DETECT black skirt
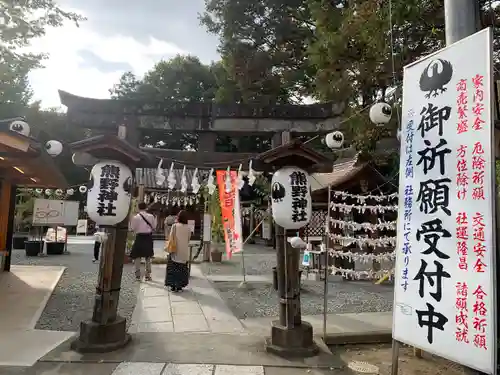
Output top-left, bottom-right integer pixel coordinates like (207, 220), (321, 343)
(129, 233), (154, 259)
(165, 256), (189, 289)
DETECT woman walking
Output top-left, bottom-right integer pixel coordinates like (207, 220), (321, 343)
(130, 202), (157, 281)
(165, 210), (191, 292)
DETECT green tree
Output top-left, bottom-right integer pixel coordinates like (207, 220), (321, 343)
(0, 0), (85, 116)
(23, 103), (90, 185)
(200, 0), (316, 104)
(110, 55), (220, 150)
(308, 0), (500, 156)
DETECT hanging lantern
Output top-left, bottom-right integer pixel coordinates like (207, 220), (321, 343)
(66, 188), (74, 196)
(55, 189), (63, 196)
(79, 185), (87, 194)
(9, 120), (30, 137)
(369, 102), (392, 126)
(271, 167), (312, 229)
(35, 188), (43, 194)
(86, 160), (133, 226)
(45, 140), (63, 157)
(324, 131), (344, 149)
(45, 189), (52, 196)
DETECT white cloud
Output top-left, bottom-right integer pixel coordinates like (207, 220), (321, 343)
(25, 10), (187, 109)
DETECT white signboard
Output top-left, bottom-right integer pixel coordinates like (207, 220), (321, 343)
(33, 199), (79, 226)
(76, 219), (88, 235)
(393, 28), (496, 374)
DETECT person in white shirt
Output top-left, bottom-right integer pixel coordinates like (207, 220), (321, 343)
(129, 202), (157, 281)
(93, 225), (103, 263)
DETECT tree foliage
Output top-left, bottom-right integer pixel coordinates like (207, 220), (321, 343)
(0, 0), (85, 113)
(200, 0), (316, 104)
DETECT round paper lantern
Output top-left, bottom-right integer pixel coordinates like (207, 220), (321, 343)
(45, 140), (63, 157)
(66, 188), (74, 196)
(369, 102), (392, 126)
(86, 160), (133, 226)
(271, 167), (312, 229)
(324, 131), (344, 149)
(9, 120), (30, 137)
(55, 189), (63, 196)
(45, 189), (52, 196)
(35, 188), (43, 194)
(79, 185), (87, 194)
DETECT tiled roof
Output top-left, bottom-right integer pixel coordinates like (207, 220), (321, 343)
(310, 156), (365, 191)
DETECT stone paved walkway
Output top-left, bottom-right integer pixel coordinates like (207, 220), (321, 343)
(128, 264), (245, 334)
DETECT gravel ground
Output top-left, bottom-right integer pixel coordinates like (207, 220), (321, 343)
(199, 244), (277, 276)
(11, 243), (140, 332)
(214, 280), (393, 319)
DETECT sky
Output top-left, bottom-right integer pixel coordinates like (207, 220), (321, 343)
(27, 0), (220, 109)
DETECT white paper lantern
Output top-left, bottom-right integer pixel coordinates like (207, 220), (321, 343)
(9, 120), (30, 137)
(66, 188), (74, 196)
(35, 188), (43, 194)
(45, 140), (63, 157)
(369, 102), (392, 126)
(271, 167), (312, 229)
(324, 131), (344, 149)
(79, 185), (87, 193)
(86, 160), (133, 226)
(55, 189), (63, 196)
(45, 189), (52, 195)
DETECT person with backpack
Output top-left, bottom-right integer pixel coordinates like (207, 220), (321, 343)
(129, 202), (157, 281)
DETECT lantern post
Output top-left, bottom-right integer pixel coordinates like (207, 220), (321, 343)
(69, 135), (148, 353)
(255, 140), (333, 357)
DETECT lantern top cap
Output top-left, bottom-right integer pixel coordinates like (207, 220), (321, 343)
(70, 134), (149, 166)
(255, 139), (333, 173)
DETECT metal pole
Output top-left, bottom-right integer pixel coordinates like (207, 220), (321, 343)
(444, 0), (481, 45)
(238, 217), (265, 288)
(323, 185), (331, 341)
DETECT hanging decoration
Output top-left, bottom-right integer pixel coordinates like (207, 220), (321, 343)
(328, 248), (396, 263)
(66, 188), (74, 196)
(86, 160), (133, 226)
(206, 168), (216, 195)
(35, 188), (43, 194)
(332, 191), (398, 203)
(167, 162), (176, 190)
(330, 218), (397, 232)
(155, 158), (166, 186)
(247, 160), (256, 186)
(45, 189), (52, 195)
(224, 166), (232, 193)
(271, 166), (312, 229)
(330, 201), (398, 214)
(55, 189), (63, 196)
(329, 266), (394, 280)
(328, 233), (396, 248)
(236, 164), (245, 190)
(191, 168), (201, 194)
(180, 166), (188, 193)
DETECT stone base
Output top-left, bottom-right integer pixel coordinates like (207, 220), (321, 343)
(265, 320), (319, 358)
(70, 315), (131, 353)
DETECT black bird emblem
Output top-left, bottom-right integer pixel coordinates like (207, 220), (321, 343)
(12, 123), (24, 132)
(419, 58), (453, 98)
(333, 132), (343, 143)
(271, 182), (285, 202)
(123, 177), (132, 194)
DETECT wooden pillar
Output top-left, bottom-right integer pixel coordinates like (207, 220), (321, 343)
(71, 173), (134, 353)
(0, 181), (15, 272)
(267, 226), (317, 356)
